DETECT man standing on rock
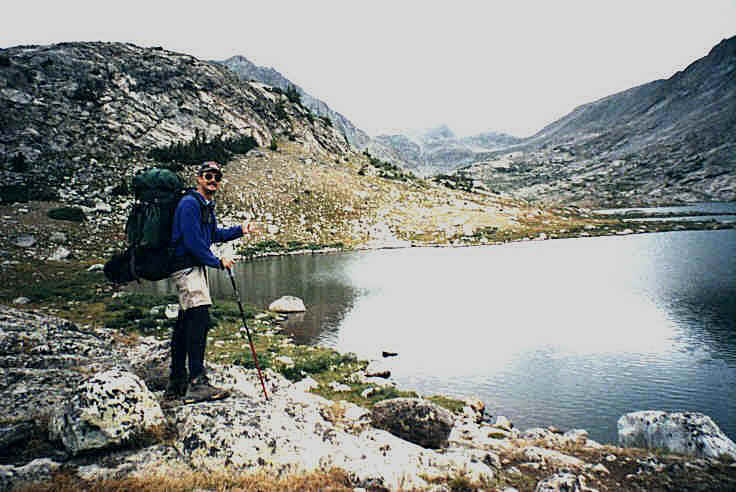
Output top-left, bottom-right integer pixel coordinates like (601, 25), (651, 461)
(165, 161), (255, 403)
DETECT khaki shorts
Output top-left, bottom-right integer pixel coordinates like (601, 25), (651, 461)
(171, 266), (212, 310)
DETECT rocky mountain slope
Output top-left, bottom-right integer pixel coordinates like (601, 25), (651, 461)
(463, 36), (736, 206)
(366, 125), (522, 177)
(217, 55), (370, 148)
(0, 42), (350, 204)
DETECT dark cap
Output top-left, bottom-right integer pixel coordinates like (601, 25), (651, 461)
(198, 161), (222, 176)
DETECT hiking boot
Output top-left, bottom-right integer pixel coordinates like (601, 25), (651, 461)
(164, 376), (188, 400)
(184, 373), (230, 404)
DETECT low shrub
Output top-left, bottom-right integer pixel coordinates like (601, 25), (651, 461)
(10, 153), (27, 172)
(0, 185), (30, 203)
(148, 129), (257, 167)
(275, 103), (288, 120)
(285, 84), (301, 105)
(280, 351), (357, 382)
(47, 207), (86, 222)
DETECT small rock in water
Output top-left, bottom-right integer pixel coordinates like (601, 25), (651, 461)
(268, 296), (306, 313)
(13, 297), (30, 304)
(365, 359), (391, 378)
(382, 351), (398, 357)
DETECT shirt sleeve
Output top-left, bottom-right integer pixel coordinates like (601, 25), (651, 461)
(214, 225), (244, 243)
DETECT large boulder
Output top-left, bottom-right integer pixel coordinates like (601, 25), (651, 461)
(371, 398), (454, 449)
(268, 296), (306, 313)
(0, 306), (128, 422)
(618, 411), (736, 460)
(50, 369), (165, 455)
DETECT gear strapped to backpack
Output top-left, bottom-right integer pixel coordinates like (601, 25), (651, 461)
(104, 167), (194, 283)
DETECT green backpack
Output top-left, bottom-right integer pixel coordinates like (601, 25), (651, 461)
(126, 168), (186, 249)
(105, 168), (187, 283)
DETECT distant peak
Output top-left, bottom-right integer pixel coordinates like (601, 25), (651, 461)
(423, 125), (455, 140)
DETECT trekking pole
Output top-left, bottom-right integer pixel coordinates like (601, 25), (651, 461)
(226, 267), (269, 401)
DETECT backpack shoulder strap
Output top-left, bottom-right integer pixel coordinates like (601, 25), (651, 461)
(184, 189), (213, 227)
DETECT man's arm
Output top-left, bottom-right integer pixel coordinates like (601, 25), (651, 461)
(214, 224), (244, 244)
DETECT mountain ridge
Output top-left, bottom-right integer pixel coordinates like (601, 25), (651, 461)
(217, 55), (370, 149)
(366, 125), (522, 177)
(462, 35), (736, 206)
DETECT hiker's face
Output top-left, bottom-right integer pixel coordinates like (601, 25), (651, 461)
(197, 171), (221, 196)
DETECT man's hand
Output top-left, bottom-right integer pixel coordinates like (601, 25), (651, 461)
(221, 257), (236, 270)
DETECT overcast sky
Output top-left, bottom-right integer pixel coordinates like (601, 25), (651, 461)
(3, 1), (735, 138)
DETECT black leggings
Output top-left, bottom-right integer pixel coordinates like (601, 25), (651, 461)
(170, 305), (210, 381)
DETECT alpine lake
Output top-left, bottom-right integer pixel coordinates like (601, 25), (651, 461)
(143, 203), (736, 444)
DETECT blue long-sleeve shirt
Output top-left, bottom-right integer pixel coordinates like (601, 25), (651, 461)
(171, 191), (243, 269)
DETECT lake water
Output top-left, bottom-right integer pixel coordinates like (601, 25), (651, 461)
(148, 228), (736, 444)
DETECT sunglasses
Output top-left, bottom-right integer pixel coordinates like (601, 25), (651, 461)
(202, 172), (222, 182)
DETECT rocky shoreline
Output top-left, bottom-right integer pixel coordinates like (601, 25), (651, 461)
(1, 302), (735, 491)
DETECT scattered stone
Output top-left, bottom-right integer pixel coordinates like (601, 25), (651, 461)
(371, 398), (454, 449)
(94, 200), (112, 213)
(534, 472), (595, 492)
(50, 232), (67, 243)
(494, 415), (514, 432)
(618, 411), (736, 460)
(562, 429), (589, 445)
(87, 263), (104, 271)
(523, 446), (585, 468)
(361, 387), (378, 398)
(290, 376), (319, 392)
(328, 381), (351, 392)
(591, 463), (610, 474)
(13, 235), (36, 248)
(12, 296), (30, 304)
(0, 458), (62, 491)
(48, 246), (71, 261)
(164, 304), (180, 319)
(274, 355), (294, 366)
(268, 296), (306, 313)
